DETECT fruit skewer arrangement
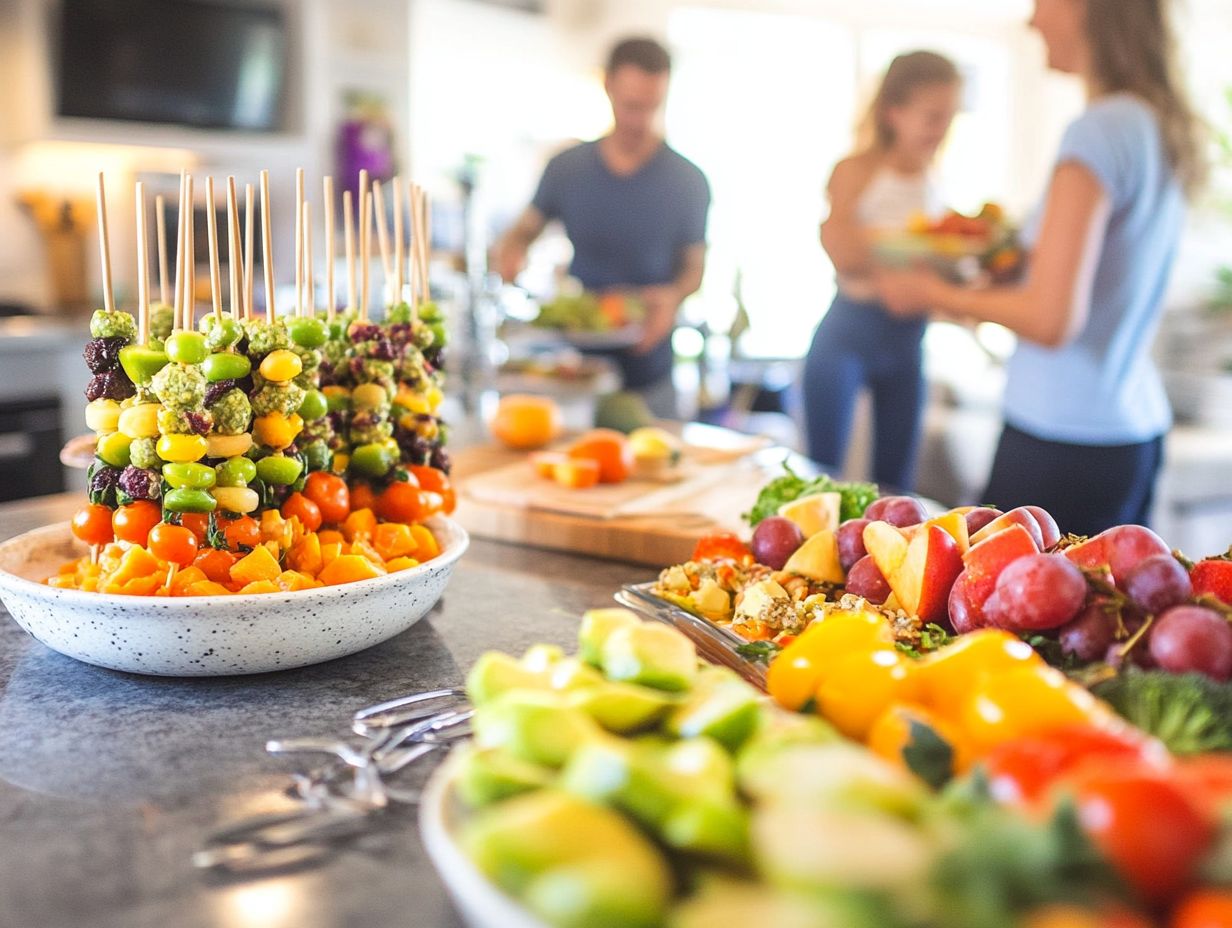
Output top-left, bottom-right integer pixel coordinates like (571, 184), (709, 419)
(58, 169), (456, 596)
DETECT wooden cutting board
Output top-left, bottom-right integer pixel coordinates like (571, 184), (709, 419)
(452, 427), (784, 567)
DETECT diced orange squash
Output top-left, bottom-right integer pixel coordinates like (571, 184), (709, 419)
(317, 530), (345, 547)
(260, 510), (293, 547)
(385, 556), (420, 572)
(119, 574), (163, 596)
(320, 541), (343, 567)
(343, 508), (378, 542)
(373, 522), (417, 561)
(230, 545), (282, 585)
(185, 580), (232, 596)
(169, 566), (208, 596)
(109, 546), (162, 587)
(409, 524), (440, 560)
(47, 575), (76, 588)
(276, 570), (316, 592)
(287, 533), (323, 576)
(237, 580), (280, 595)
(318, 554), (385, 586)
(349, 539), (386, 567)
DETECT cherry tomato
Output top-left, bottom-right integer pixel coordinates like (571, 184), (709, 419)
(349, 481), (377, 514)
(1171, 889), (1232, 928)
(691, 532), (752, 563)
(281, 492), (323, 533)
(408, 465), (456, 515)
(376, 481), (426, 524)
(193, 548), (237, 583)
(71, 504), (115, 546)
(1067, 764), (1215, 906)
(303, 471), (351, 524)
(112, 500), (162, 546)
(221, 515), (261, 552)
(982, 724), (1164, 807)
(148, 522), (199, 566)
(179, 512), (210, 545)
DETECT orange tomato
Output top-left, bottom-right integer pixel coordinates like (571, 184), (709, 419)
(148, 523), (199, 566)
(72, 504), (115, 546)
(193, 548), (238, 583)
(490, 394), (562, 450)
(568, 429), (633, 484)
(179, 513), (210, 545)
(221, 515), (262, 552)
(376, 481), (426, 524)
(1171, 890), (1232, 928)
(112, 501), (162, 546)
(408, 465), (456, 514)
(349, 481), (378, 514)
(281, 492), (323, 533)
(303, 471), (351, 525)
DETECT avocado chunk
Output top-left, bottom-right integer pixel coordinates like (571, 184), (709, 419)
(547, 657), (605, 692)
(600, 623), (697, 692)
(473, 690), (603, 768)
(560, 737), (679, 826)
(521, 643), (566, 671)
(454, 744), (556, 808)
(566, 680), (676, 734)
(669, 878), (876, 928)
(734, 707), (840, 794)
(661, 798), (750, 864)
(578, 608), (641, 667)
(594, 391), (655, 434)
(466, 651), (550, 706)
(665, 667), (762, 751)
(463, 790), (671, 928)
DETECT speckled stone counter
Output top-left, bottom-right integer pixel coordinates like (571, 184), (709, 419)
(0, 493), (653, 928)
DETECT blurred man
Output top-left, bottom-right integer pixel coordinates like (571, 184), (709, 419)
(494, 37), (711, 418)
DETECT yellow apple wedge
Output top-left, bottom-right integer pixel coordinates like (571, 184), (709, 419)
(782, 528), (845, 584)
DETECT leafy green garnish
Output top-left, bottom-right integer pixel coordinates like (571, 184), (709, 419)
(735, 640), (782, 665)
(903, 719), (955, 790)
(1091, 669), (1232, 755)
(897, 624), (954, 658)
(742, 461), (878, 526)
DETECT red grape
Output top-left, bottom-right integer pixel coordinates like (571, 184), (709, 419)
(985, 553), (1088, 632)
(1102, 525), (1171, 585)
(864, 495), (927, 528)
(845, 555), (891, 604)
(1148, 605), (1232, 681)
(750, 516), (804, 570)
(1123, 553), (1193, 615)
(948, 572), (989, 634)
(836, 518), (870, 572)
(964, 507), (1002, 535)
(1024, 506), (1061, 548)
(1059, 603), (1119, 662)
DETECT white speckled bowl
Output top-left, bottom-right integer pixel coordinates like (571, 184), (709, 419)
(0, 517), (468, 676)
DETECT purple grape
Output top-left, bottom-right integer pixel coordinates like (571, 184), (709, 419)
(1148, 605), (1232, 681)
(964, 507), (1003, 535)
(985, 553), (1087, 631)
(1024, 506), (1061, 548)
(836, 518), (870, 572)
(845, 555), (891, 604)
(1122, 554), (1193, 615)
(1058, 603), (1119, 662)
(948, 573), (987, 634)
(864, 495), (926, 528)
(83, 336), (125, 373)
(750, 516), (804, 570)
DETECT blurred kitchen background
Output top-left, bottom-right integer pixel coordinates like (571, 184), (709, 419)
(1, 0), (1231, 552)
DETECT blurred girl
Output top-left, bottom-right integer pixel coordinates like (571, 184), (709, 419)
(803, 51), (961, 491)
(877, 0), (1203, 534)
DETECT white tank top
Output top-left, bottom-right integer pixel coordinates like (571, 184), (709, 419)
(839, 167), (944, 300)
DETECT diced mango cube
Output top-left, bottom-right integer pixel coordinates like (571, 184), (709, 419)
(318, 554), (385, 586)
(230, 545), (282, 585)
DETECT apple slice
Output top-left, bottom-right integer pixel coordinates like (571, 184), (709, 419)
(783, 529), (845, 584)
(958, 523), (1039, 623)
(865, 521), (963, 623)
(969, 507), (1045, 550)
(924, 510), (970, 554)
(778, 492), (841, 539)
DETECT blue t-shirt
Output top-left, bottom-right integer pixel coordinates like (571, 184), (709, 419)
(1005, 95), (1184, 445)
(532, 140), (711, 386)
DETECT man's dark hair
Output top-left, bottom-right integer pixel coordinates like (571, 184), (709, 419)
(606, 37), (671, 76)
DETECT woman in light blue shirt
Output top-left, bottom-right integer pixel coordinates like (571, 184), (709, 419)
(878, 0), (1205, 534)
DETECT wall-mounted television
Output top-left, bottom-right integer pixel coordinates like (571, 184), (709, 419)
(55, 0), (287, 132)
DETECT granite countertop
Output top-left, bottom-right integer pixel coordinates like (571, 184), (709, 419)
(0, 493), (653, 928)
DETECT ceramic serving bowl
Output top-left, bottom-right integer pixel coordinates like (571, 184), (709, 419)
(0, 517), (468, 676)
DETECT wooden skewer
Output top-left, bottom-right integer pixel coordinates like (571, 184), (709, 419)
(303, 201), (314, 317)
(343, 189), (356, 312)
(204, 177), (224, 320)
(173, 171), (186, 325)
(155, 193), (170, 307)
(135, 181), (150, 345)
(244, 183), (255, 321)
(371, 179), (393, 297)
(184, 175), (195, 331)
(358, 169), (370, 321)
(227, 177), (242, 320)
(294, 167), (304, 319)
(323, 176), (335, 320)
(420, 186), (431, 306)
(94, 172), (115, 315)
(260, 170), (275, 322)
(392, 175), (404, 302)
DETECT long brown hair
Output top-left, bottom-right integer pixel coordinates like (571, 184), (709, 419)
(1085, 0), (1206, 195)
(858, 51), (961, 152)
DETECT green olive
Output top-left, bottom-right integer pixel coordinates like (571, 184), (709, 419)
(162, 462), (217, 490)
(301, 439), (330, 473)
(202, 352), (252, 382)
(163, 487), (218, 513)
(297, 389), (328, 420)
(118, 345), (170, 385)
(215, 456), (257, 487)
(325, 391), (351, 413)
(255, 454), (304, 486)
(165, 332), (209, 365)
(96, 432), (132, 468)
(287, 317), (329, 349)
(201, 315), (245, 351)
(349, 442), (395, 477)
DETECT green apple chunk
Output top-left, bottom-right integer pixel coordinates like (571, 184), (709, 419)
(473, 690), (603, 768)
(466, 651), (549, 705)
(664, 667), (762, 751)
(578, 608), (641, 666)
(454, 744), (556, 808)
(565, 681), (677, 734)
(600, 623), (697, 693)
(660, 798), (750, 864)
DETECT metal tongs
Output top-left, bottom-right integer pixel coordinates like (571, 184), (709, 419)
(194, 688), (471, 876)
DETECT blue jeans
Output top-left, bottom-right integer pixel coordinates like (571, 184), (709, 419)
(801, 293), (927, 492)
(982, 423), (1164, 535)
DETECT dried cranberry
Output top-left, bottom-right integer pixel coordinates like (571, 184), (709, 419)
(85, 370), (136, 401)
(349, 323), (381, 342)
(430, 446), (451, 474)
(203, 379), (237, 406)
(83, 336), (126, 373)
(185, 411), (213, 435)
(88, 465), (121, 506)
(119, 465), (161, 501)
(370, 339), (396, 361)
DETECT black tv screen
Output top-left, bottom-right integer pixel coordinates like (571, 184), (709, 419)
(56, 0), (286, 132)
